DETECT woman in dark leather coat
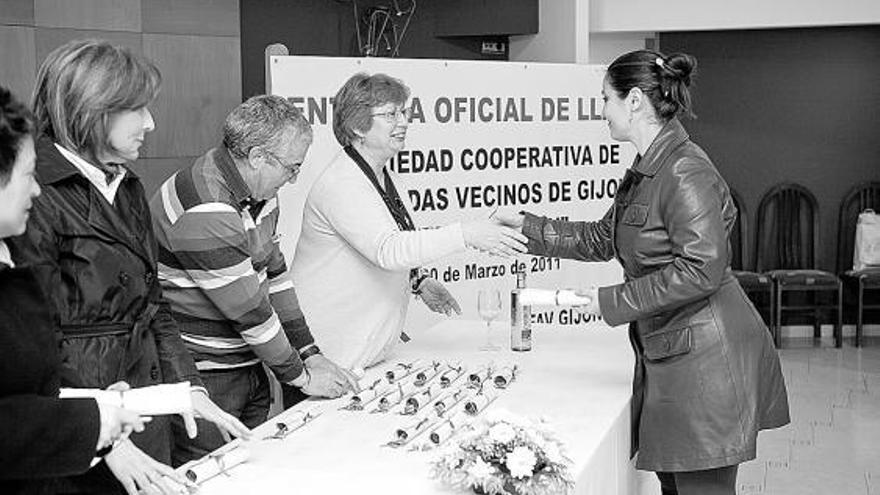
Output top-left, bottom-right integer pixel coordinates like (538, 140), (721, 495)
(497, 50), (790, 495)
(9, 40), (249, 495)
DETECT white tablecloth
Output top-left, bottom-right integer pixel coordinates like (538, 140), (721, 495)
(190, 320), (657, 494)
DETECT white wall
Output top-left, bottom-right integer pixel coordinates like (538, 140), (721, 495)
(588, 32), (653, 64)
(509, 0), (589, 63)
(590, 0), (880, 32)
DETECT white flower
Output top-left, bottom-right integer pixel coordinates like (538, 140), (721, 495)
(543, 441), (564, 465)
(467, 458), (494, 481)
(489, 422), (516, 444)
(525, 429), (547, 451)
(506, 446), (537, 479)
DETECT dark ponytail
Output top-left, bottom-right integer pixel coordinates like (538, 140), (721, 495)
(0, 86), (34, 186)
(606, 50), (697, 121)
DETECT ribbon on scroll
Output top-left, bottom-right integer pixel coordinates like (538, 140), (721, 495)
(438, 365), (466, 387)
(384, 359), (424, 383)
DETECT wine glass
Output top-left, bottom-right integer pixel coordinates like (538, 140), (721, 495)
(477, 289), (502, 351)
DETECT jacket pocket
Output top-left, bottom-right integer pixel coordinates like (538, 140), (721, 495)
(643, 326), (692, 362)
(621, 204), (649, 226)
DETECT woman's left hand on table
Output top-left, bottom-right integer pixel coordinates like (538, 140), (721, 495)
(418, 278), (462, 316)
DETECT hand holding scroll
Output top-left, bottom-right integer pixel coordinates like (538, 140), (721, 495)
(96, 402), (146, 451)
(96, 381), (147, 450)
(575, 286), (601, 317)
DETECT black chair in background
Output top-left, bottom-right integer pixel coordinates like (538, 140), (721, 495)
(754, 183), (842, 348)
(729, 188), (774, 329)
(837, 181), (880, 347)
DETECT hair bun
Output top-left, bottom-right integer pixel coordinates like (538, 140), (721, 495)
(665, 53), (696, 86)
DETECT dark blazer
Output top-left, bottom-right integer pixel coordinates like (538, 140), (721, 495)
(522, 119), (790, 471)
(0, 263), (99, 494)
(8, 139), (203, 492)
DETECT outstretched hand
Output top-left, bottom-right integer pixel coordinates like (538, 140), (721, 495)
(418, 277), (462, 316)
(491, 209), (525, 229)
(461, 220), (527, 257)
(575, 286), (601, 317)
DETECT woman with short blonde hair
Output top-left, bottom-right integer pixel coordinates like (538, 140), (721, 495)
(11, 39), (249, 495)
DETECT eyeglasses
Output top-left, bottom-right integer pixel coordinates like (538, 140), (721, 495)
(371, 107), (413, 123)
(263, 149), (301, 176)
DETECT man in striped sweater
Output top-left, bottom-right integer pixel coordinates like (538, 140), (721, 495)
(149, 95), (358, 464)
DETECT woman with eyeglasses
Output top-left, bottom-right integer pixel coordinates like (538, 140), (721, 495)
(8, 39), (249, 495)
(291, 72), (527, 370)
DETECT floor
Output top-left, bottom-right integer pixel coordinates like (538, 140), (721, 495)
(737, 335), (880, 495)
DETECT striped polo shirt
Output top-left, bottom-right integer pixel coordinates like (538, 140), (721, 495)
(149, 147), (312, 383)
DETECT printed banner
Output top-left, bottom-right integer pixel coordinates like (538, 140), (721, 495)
(269, 57), (633, 333)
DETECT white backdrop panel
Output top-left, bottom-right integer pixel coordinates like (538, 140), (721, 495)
(269, 56), (633, 335)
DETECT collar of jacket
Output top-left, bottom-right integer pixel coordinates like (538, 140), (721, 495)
(34, 136), (139, 185)
(213, 145), (258, 210)
(630, 118), (690, 178)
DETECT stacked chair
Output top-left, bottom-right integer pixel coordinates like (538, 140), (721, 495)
(837, 181), (880, 347)
(754, 183), (842, 348)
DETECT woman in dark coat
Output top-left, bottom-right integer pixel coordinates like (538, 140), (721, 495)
(496, 50), (790, 495)
(8, 40), (249, 495)
(0, 87), (145, 494)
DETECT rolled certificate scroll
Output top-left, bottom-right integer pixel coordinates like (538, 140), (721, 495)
(438, 365), (467, 388)
(384, 360), (423, 383)
(402, 384), (442, 415)
(60, 382), (192, 416)
(464, 388), (500, 415)
(341, 379), (391, 411)
(392, 414), (441, 447)
(413, 362), (442, 387)
(374, 364), (439, 413)
(183, 445), (250, 484)
(429, 387), (471, 417)
(518, 288), (591, 306)
(428, 409), (472, 445)
(262, 406), (323, 440)
(467, 366), (492, 389)
(375, 384), (407, 412)
(492, 366), (518, 389)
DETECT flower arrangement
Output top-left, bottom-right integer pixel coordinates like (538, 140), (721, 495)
(431, 409), (573, 495)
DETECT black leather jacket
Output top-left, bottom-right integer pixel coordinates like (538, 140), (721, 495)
(522, 119), (789, 471)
